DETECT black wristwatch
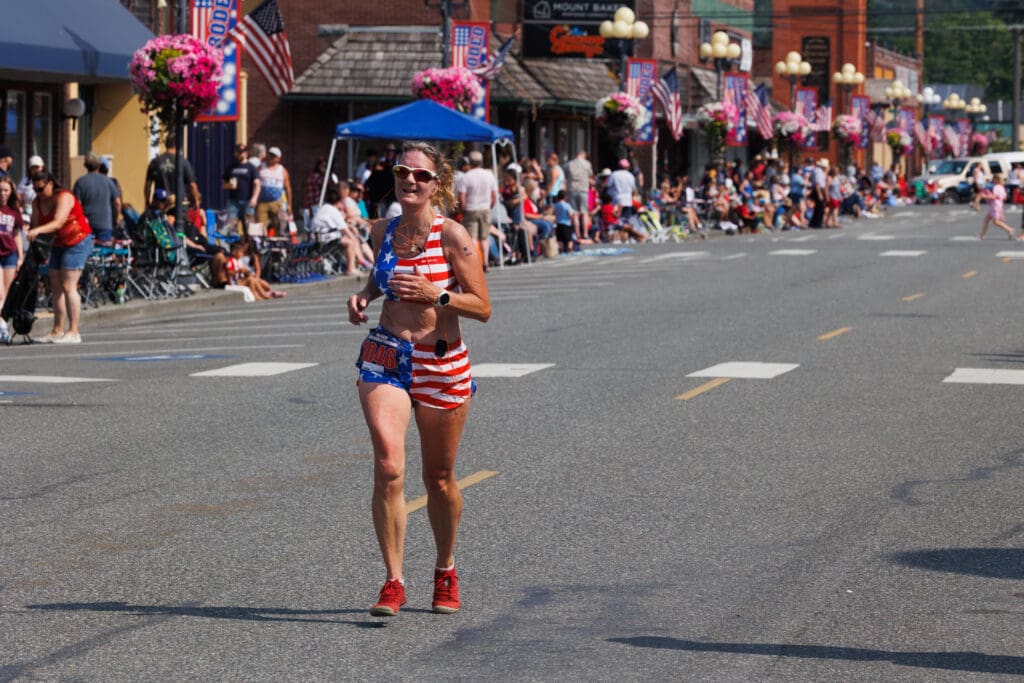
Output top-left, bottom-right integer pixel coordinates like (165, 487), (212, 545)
(436, 290), (451, 307)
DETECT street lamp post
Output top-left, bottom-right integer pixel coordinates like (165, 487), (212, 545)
(699, 30), (741, 101)
(774, 51), (811, 112)
(943, 93), (965, 156)
(599, 7), (649, 91)
(883, 79), (912, 172)
(916, 87), (941, 175)
(965, 97), (987, 134)
(831, 62), (864, 112)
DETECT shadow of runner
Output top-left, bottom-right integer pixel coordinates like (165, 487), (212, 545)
(25, 601), (386, 628)
(887, 548), (1024, 580)
(608, 637), (1024, 675)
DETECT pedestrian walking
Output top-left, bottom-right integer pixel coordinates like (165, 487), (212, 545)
(978, 173), (1017, 240)
(221, 143), (260, 234)
(347, 141), (491, 617)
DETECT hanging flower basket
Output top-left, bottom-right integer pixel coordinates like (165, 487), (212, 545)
(886, 130), (913, 157)
(969, 132), (990, 156)
(832, 114), (861, 148)
(410, 67), (484, 113)
(696, 101), (739, 161)
(129, 34), (223, 131)
(595, 92), (649, 139)
(772, 111), (813, 147)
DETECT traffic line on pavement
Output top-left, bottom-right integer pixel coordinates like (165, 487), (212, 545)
(902, 292), (926, 302)
(995, 251), (1024, 259)
(769, 249), (817, 256)
(817, 326), (853, 341)
(688, 362), (799, 379)
(0, 344), (304, 362)
(675, 377), (731, 401)
(0, 375), (116, 383)
(721, 253), (747, 260)
(857, 234), (895, 241)
(881, 250), (927, 257)
(949, 235), (978, 241)
(471, 363), (554, 377)
(943, 368), (1024, 385)
(191, 362), (318, 377)
(640, 251), (709, 263)
(962, 270), (977, 279)
(406, 470), (499, 513)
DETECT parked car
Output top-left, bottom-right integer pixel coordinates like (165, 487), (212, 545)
(912, 157), (1000, 203)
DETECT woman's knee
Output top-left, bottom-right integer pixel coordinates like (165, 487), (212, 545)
(374, 457), (405, 488)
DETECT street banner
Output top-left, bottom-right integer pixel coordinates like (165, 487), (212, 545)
(192, 0), (240, 122)
(723, 73), (748, 147)
(956, 119), (970, 157)
(928, 115), (945, 159)
(898, 106), (915, 134)
(626, 58), (657, 145)
(795, 86), (818, 150)
(451, 21), (490, 121)
(850, 95), (869, 149)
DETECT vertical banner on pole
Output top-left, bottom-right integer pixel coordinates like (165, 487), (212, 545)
(928, 115), (945, 159)
(898, 107), (915, 134)
(192, 0), (240, 122)
(851, 95), (869, 150)
(956, 119), (970, 156)
(795, 87), (818, 150)
(723, 73), (748, 147)
(626, 58), (657, 145)
(451, 21), (490, 121)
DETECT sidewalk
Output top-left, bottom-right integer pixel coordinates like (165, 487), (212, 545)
(80, 272), (365, 327)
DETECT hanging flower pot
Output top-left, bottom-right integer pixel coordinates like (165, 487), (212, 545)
(832, 114), (861, 148)
(772, 111), (813, 148)
(595, 92), (649, 139)
(130, 34), (224, 132)
(696, 101), (739, 162)
(410, 67), (484, 113)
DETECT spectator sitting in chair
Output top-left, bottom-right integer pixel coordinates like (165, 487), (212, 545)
(310, 187), (365, 276)
(226, 238), (284, 300)
(154, 191), (228, 287)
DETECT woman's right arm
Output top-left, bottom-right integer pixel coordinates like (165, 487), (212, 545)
(347, 218), (386, 324)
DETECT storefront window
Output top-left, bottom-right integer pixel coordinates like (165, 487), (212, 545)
(32, 93), (51, 167)
(4, 90), (26, 166)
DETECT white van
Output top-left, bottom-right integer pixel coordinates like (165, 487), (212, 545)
(922, 157), (1000, 202)
(982, 151), (1024, 179)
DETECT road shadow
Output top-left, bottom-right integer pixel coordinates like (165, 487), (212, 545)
(25, 601), (387, 628)
(887, 547), (1024, 580)
(608, 637), (1024, 675)
(967, 351), (1024, 364)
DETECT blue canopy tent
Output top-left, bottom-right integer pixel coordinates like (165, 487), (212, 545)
(323, 99), (517, 206)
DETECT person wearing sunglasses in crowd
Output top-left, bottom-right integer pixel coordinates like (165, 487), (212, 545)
(347, 141), (491, 618)
(25, 172), (94, 344)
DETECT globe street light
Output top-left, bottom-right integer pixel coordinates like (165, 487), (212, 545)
(943, 92), (965, 119)
(884, 79), (912, 116)
(775, 50), (811, 111)
(599, 7), (649, 91)
(699, 30), (741, 101)
(916, 87), (941, 177)
(831, 62), (864, 112)
(965, 96), (987, 134)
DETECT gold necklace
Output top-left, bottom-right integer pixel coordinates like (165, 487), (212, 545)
(394, 221), (431, 253)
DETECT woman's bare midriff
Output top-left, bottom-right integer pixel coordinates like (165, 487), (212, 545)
(379, 301), (461, 345)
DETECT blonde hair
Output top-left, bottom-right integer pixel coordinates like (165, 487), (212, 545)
(401, 141), (456, 215)
(993, 173), (1004, 185)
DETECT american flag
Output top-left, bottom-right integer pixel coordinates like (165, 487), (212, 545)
(944, 125), (962, 156)
(651, 67), (683, 141)
(191, 0), (213, 44)
(914, 120), (933, 155)
(814, 103), (833, 132)
(452, 25), (471, 69)
(865, 109), (887, 142)
(227, 0), (293, 97)
(745, 83), (773, 139)
(471, 36), (514, 81)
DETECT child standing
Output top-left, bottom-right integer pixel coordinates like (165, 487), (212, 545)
(978, 173), (1017, 240)
(552, 190), (575, 253)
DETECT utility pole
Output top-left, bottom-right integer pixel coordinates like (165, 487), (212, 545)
(175, 0), (187, 232)
(426, 0), (468, 67)
(1014, 27), (1022, 151)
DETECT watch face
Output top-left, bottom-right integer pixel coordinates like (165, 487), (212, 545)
(438, 291), (450, 306)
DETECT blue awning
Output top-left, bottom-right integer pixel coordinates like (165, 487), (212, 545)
(0, 0), (154, 83)
(334, 100), (514, 143)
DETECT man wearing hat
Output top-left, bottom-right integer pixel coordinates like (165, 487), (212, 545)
(222, 143), (260, 234)
(808, 158), (829, 228)
(18, 155), (44, 211)
(256, 145), (292, 235)
(144, 132), (201, 210)
(73, 152), (120, 243)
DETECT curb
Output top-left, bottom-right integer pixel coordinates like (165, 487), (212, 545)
(81, 272), (367, 326)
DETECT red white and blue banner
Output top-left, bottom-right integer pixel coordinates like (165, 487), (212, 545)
(626, 58), (657, 145)
(898, 106), (916, 134)
(451, 21), (490, 121)
(795, 86), (818, 150)
(723, 73), (748, 147)
(928, 115), (945, 159)
(850, 95), (870, 149)
(192, 0), (240, 121)
(956, 119), (971, 157)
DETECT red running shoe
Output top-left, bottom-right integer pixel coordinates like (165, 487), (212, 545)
(432, 567), (461, 614)
(370, 579), (407, 617)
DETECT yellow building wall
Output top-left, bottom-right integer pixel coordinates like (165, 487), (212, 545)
(72, 82), (152, 211)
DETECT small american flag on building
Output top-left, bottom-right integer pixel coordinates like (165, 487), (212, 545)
(651, 67), (683, 141)
(227, 0), (293, 97)
(471, 36), (514, 81)
(452, 25), (471, 69)
(745, 83), (773, 139)
(191, 0), (214, 44)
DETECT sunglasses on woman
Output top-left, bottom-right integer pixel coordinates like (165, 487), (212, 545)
(392, 164), (437, 182)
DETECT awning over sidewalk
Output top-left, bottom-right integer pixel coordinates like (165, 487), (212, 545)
(0, 0), (154, 82)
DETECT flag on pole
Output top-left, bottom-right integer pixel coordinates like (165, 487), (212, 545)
(865, 109), (886, 142)
(914, 120), (933, 155)
(227, 0), (294, 97)
(471, 36), (514, 81)
(452, 24), (471, 68)
(651, 67), (683, 141)
(191, 0), (214, 44)
(745, 83), (773, 139)
(814, 103), (833, 132)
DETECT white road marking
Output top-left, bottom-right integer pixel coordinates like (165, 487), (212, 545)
(0, 344), (304, 362)
(0, 375), (116, 383)
(688, 362), (800, 379)
(995, 251), (1024, 259)
(949, 236), (979, 241)
(721, 253), (747, 260)
(769, 249), (817, 256)
(857, 235), (895, 241)
(640, 252), (709, 263)
(943, 368), (1024, 385)
(790, 235), (816, 242)
(190, 362), (319, 377)
(880, 250), (927, 257)
(471, 363), (555, 378)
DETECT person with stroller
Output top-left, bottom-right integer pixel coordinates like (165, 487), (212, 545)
(25, 172), (93, 344)
(347, 141), (491, 617)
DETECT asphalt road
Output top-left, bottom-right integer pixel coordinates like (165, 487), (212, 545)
(2, 205), (1023, 681)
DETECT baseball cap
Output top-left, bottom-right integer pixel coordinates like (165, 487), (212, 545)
(599, 168), (612, 177)
(153, 188), (169, 200)
(0, 144), (12, 159)
(28, 155), (44, 168)
(268, 146), (282, 157)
